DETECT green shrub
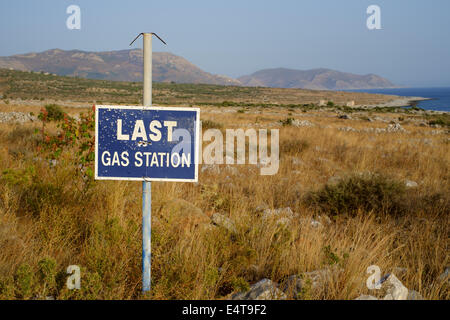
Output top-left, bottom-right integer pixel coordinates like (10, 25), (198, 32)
(2, 166), (35, 186)
(280, 117), (294, 126)
(231, 277), (250, 293)
(204, 267), (220, 288)
(306, 172), (406, 216)
(428, 117), (450, 127)
(0, 278), (15, 299)
(38, 258), (57, 291)
(14, 264), (35, 298)
(43, 104), (66, 121)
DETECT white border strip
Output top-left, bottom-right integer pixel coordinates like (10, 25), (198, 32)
(94, 105), (200, 182)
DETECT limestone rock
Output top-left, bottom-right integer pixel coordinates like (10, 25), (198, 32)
(438, 267), (449, 282)
(405, 180), (418, 188)
(382, 274), (409, 300)
(299, 217), (323, 228)
(0, 112), (37, 124)
(262, 207), (295, 220)
(262, 207), (296, 226)
(292, 119), (315, 127)
(211, 213), (237, 234)
(280, 275), (304, 299)
(387, 123), (406, 133)
(232, 279), (286, 300)
(281, 267), (342, 298)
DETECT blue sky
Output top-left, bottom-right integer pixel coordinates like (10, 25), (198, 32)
(0, 0), (449, 87)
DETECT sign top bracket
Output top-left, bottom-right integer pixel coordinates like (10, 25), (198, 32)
(130, 33), (167, 46)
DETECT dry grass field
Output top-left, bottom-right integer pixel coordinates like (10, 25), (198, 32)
(0, 81), (448, 300)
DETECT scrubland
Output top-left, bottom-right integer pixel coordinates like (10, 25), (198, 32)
(0, 86), (448, 300)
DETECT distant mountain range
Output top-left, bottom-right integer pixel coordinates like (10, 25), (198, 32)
(238, 68), (396, 90)
(0, 49), (240, 86)
(0, 49), (396, 90)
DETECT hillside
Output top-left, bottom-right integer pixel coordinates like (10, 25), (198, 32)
(0, 49), (240, 86)
(238, 68), (397, 90)
(0, 68), (401, 107)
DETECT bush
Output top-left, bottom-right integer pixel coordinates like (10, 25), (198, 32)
(306, 172), (406, 217)
(231, 277), (250, 293)
(42, 104), (65, 121)
(428, 117), (450, 127)
(279, 117), (294, 126)
(38, 258), (57, 292)
(14, 264), (35, 299)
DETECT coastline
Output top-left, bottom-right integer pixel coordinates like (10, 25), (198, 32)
(359, 96), (432, 109)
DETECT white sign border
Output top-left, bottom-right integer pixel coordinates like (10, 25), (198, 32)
(95, 105), (200, 182)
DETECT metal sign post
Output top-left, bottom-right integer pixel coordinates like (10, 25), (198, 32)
(95, 33), (199, 295)
(142, 33), (153, 293)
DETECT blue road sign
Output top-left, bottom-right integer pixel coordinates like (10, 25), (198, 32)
(95, 105), (200, 182)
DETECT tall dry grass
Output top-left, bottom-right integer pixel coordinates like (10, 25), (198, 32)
(0, 106), (448, 300)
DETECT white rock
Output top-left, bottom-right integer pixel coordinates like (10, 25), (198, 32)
(211, 213), (237, 234)
(232, 279), (286, 300)
(387, 123), (406, 133)
(0, 112), (37, 124)
(382, 274), (409, 300)
(405, 180), (418, 188)
(280, 275), (304, 298)
(276, 217), (292, 227)
(262, 207), (295, 220)
(292, 119), (315, 127)
(299, 217), (323, 228)
(438, 267), (449, 282)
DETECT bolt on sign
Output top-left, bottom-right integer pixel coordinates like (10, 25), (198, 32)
(95, 105), (200, 181)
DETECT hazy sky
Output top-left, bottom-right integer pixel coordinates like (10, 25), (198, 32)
(0, 0), (449, 87)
